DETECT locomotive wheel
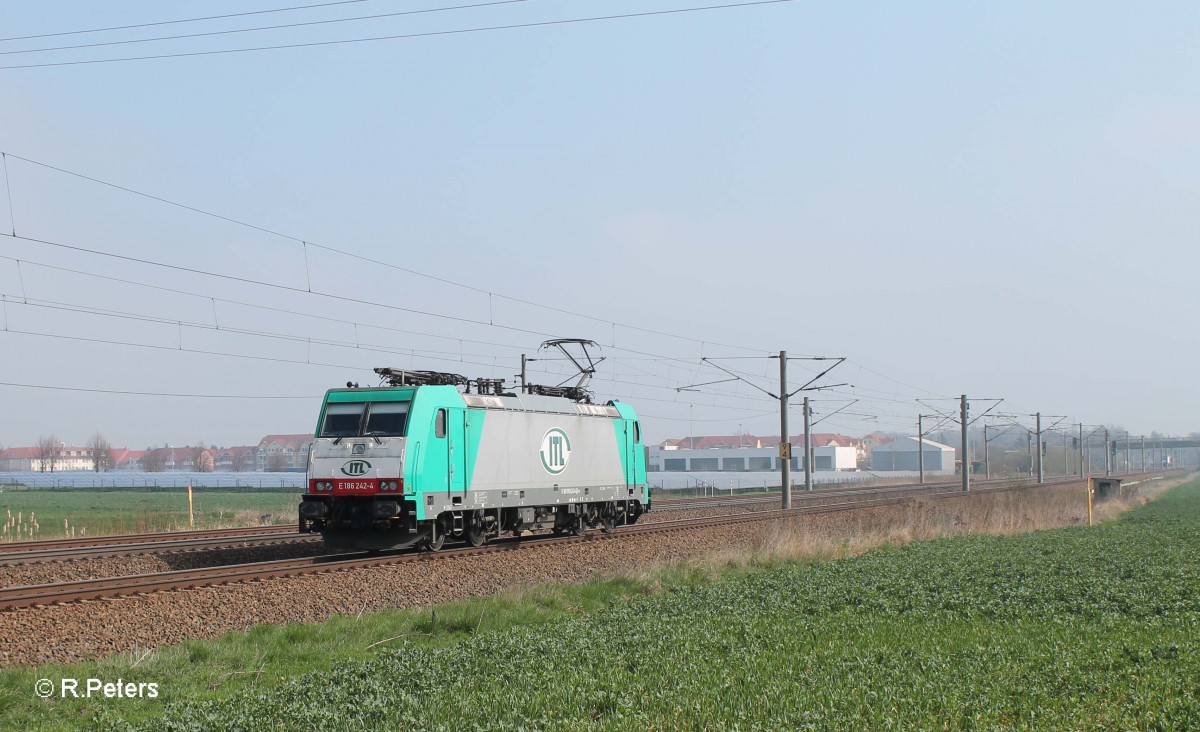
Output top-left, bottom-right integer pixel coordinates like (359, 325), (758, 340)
(554, 516), (583, 536)
(600, 504), (617, 534)
(464, 510), (487, 547)
(425, 520), (446, 551)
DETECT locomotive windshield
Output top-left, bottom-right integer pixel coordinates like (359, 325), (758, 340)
(319, 400), (411, 438)
(320, 403), (365, 437)
(364, 402), (409, 436)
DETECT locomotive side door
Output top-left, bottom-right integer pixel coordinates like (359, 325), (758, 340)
(447, 407), (467, 501)
(623, 420), (636, 491)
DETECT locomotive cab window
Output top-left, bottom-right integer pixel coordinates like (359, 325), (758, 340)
(435, 409), (447, 438)
(320, 403), (365, 437)
(364, 402), (410, 436)
(634, 421), (641, 444)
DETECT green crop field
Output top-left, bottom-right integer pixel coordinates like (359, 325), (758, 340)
(7, 478), (1199, 731)
(0, 490), (300, 540)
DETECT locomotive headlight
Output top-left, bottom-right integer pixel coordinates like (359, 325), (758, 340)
(300, 501), (328, 519)
(372, 500), (400, 518)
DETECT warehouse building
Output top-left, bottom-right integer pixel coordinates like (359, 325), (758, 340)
(647, 435), (858, 473)
(869, 436), (956, 472)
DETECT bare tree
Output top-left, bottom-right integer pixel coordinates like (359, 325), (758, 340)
(186, 442), (209, 472)
(35, 435), (60, 473)
(141, 445), (167, 473)
(267, 452), (288, 472)
(86, 432), (113, 472)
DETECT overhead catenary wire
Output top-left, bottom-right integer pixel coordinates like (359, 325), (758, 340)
(0, 0), (529, 57)
(0, 152), (767, 356)
(0, 251), (735, 377)
(0, 246), (792, 404)
(0, 381), (319, 399)
(0, 0), (379, 43)
(0, 326), (786, 420)
(0, 1), (800, 71)
(0, 294), (776, 406)
(0, 230), (766, 375)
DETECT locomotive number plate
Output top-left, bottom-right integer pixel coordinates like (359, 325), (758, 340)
(336, 481), (376, 492)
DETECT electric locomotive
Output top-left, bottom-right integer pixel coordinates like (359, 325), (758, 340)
(299, 342), (648, 550)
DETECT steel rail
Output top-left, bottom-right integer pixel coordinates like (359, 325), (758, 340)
(0, 530), (313, 567)
(0, 524), (297, 553)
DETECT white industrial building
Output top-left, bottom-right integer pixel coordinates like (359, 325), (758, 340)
(869, 436), (956, 472)
(647, 444), (858, 473)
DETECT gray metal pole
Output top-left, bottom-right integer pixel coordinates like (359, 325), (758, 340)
(1063, 431), (1069, 475)
(1036, 412), (1044, 484)
(919, 415), (925, 484)
(961, 395), (970, 492)
(1027, 432), (1033, 478)
(1078, 423), (1084, 476)
(1104, 429), (1111, 476)
(1141, 435), (1145, 473)
(780, 351), (790, 510)
(803, 395), (813, 492)
(984, 423), (990, 480)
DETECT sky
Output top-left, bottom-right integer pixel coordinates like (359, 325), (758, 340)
(0, 0), (1196, 450)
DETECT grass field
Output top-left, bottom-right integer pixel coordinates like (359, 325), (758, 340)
(3, 478), (1198, 730)
(0, 490), (300, 540)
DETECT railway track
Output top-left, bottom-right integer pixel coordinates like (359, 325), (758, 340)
(0, 473), (1142, 611)
(650, 474), (1069, 512)
(0, 525), (311, 566)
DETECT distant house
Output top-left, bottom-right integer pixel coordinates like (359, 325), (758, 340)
(256, 434), (314, 472)
(858, 431), (895, 466)
(211, 446), (258, 472)
(0, 447), (40, 471)
(109, 448), (146, 471)
(0, 446), (94, 472)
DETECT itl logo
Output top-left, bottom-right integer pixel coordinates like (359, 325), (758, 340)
(540, 428), (572, 475)
(341, 460), (371, 476)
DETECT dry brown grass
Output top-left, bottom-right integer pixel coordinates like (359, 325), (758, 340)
(700, 473), (1197, 569)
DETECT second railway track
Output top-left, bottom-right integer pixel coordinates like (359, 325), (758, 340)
(0, 525), (312, 566)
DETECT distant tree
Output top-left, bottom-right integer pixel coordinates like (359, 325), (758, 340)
(86, 432), (113, 472)
(267, 452), (288, 472)
(186, 443), (209, 472)
(232, 450), (254, 473)
(35, 435), (60, 473)
(141, 446), (167, 473)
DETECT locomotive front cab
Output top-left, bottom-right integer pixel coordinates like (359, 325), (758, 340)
(300, 388), (419, 548)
